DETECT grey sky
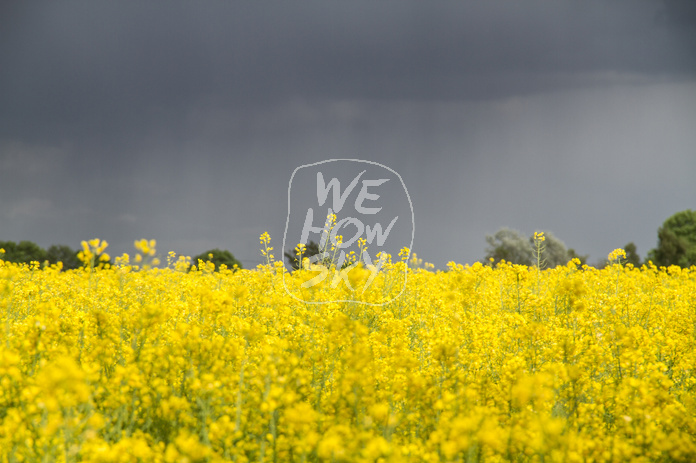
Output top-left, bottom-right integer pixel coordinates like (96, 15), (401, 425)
(1, 0), (695, 268)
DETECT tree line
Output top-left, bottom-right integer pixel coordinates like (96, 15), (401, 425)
(483, 209), (696, 269)
(0, 242), (83, 269)
(2, 209), (694, 271)
(0, 241), (242, 272)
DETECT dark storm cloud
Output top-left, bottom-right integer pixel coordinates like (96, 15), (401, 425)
(2, 0), (695, 144)
(1, 0), (695, 267)
(659, 0), (696, 28)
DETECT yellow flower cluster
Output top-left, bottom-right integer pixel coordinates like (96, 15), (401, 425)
(77, 238), (111, 269)
(608, 248), (628, 263)
(1, 236), (695, 462)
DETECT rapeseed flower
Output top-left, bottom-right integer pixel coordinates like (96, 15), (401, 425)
(0, 234), (694, 461)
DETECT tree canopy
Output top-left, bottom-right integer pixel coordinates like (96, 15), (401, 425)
(0, 240), (84, 270)
(284, 240), (323, 270)
(647, 209), (696, 267)
(46, 244), (82, 270)
(484, 228), (533, 266)
(623, 242), (641, 267)
(484, 228), (572, 268)
(192, 249), (242, 271)
(0, 240), (47, 264)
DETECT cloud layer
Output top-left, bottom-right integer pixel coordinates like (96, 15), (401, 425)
(1, 1), (695, 267)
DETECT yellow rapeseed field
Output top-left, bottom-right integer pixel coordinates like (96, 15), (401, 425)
(1, 236), (695, 462)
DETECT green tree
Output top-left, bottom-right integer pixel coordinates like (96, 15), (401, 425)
(484, 228), (574, 268)
(284, 240), (322, 270)
(484, 228), (533, 266)
(192, 249), (242, 271)
(647, 210), (696, 267)
(623, 242), (641, 267)
(46, 245), (81, 270)
(0, 240), (47, 264)
(284, 240), (354, 270)
(567, 248), (589, 266)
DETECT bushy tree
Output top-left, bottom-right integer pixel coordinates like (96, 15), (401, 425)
(0, 240), (47, 264)
(623, 242), (641, 267)
(284, 240), (323, 270)
(284, 240), (355, 270)
(647, 210), (696, 268)
(46, 244), (81, 270)
(0, 241), (109, 270)
(485, 228), (573, 268)
(192, 249), (242, 271)
(484, 228), (533, 266)
(567, 248), (589, 266)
